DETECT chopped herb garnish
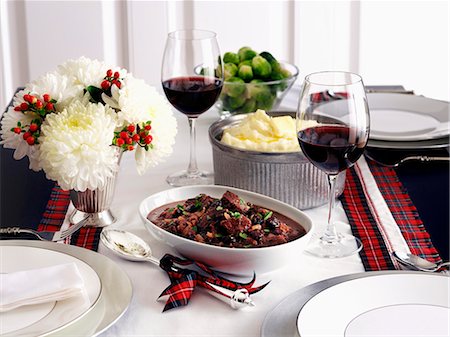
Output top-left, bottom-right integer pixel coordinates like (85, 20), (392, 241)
(239, 232), (248, 239)
(215, 233), (223, 238)
(263, 211), (273, 221)
(177, 204), (184, 211)
(239, 198), (245, 205)
(192, 226), (197, 233)
(243, 244), (252, 248)
(206, 215), (211, 221)
(216, 206), (223, 211)
(264, 228), (270, 233)
(230, 211), (241, 219)
(168, 207), (175, 212)
(194, 200), (202, 209)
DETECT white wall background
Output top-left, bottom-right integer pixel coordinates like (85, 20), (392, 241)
(0, 0), (449, 111)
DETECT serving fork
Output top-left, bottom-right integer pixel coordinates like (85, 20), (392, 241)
(0, 217), (89, 241)
(365, 153), (450, 168)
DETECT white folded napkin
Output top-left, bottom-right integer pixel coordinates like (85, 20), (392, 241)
(0, 262), (85, 312)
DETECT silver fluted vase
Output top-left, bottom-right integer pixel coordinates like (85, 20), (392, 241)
(69, 151), (122, 227)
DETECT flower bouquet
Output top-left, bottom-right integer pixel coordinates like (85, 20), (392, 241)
(1, 57), (177, 225)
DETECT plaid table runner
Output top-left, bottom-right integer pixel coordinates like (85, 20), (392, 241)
(340, 157), (442, 271)
(37, 185), (103, 251)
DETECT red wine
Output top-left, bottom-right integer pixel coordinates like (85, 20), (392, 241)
(162, 76), (223, 117)
(298, 125), (366, 174)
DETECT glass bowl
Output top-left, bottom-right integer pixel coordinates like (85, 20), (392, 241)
(216, 62), (299, 118)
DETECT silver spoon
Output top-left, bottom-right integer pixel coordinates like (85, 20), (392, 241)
(393, 251), (450, 272)
(100, 229), (255, 309)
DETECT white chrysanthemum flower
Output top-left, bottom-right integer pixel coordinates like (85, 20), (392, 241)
(39, 101), (119, 191)
(0, 99), (41, 171)
(57, 56), (124, 89)
(26, 71), (82, 111)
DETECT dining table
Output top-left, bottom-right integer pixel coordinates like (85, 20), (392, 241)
(0, 86), (449, 336)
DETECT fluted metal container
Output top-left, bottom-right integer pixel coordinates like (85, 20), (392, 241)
(69, 151), (122, 227)
(209, 113), (346, 210)
(70, 174), (119, 213)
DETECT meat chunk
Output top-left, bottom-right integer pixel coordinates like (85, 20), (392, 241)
(219, 214), (252, 236)
(221, 191), (250, 213)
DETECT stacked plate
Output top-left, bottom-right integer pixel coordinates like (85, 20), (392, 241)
(366, 93), (449, 150)
(261, 271), (450, 337)
(0, 241), (132, 336)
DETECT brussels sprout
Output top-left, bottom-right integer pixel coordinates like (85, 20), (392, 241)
(223, 52), (240, 65)
(252, 56), (272, 79)
(224, 63), (238, 80)
(227, 94), (247, 110)
(238, 98), (256, 114)
(238, 60), (252, 68)
(259, 51), (277, 64)
(238, 47), (257, 62)
(238, 64), (253, 82)
(223, 77), (246, 97)
(247, 82), (276, 111)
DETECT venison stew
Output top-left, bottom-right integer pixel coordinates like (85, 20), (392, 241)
(147, 190), (306, 248)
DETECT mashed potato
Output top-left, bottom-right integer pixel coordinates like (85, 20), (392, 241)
(221, 110), (300, 152)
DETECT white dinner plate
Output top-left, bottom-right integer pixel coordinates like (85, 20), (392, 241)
(367, 94), (449, 141)
(0, 241), (132, 336)
(297, 273), (449, 336)
(261, 271), (450, 337)
(0, 245), (101, 336)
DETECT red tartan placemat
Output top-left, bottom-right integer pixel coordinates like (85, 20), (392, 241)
(37, 185), (103, 251)
(340, 158), (442, 271)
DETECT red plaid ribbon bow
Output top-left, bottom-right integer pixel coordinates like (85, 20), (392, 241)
(158, 254), (269, 312)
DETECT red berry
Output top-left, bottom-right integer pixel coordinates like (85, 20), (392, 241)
(14, 106), (22, 111)
(126, 137), (133, 145)
(127, 125), (135, 133)
(116, 138), (125, 146)
(23, 94), (32, 103)
(144, 135), (153, 144)
(26, 136), (35, 145)
(30, 96), (37, 104)
(144, 124), (151, 131)
(13, 127), (21, 134)
(23, 132), (31, 140)
(20, 102), (29, 111)
(101, 80), (111, 90)
(29, 123), (38, 132)
(106, 69), (113, 77)
(132, 134), (140, 142)
(35, 100), (43, 109)
(114, 71), (120, 78)
(127, 145), (134, 151)
(43, 94), (51, 102)
(46, 102), (54, 111)
(112, 80), (121, 89)
(119, 131), (128, 139)
(139, 131), (146, 138)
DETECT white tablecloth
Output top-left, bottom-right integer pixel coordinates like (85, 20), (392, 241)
(92, 94), (365, 336)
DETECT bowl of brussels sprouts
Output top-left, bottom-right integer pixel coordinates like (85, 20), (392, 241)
(216, 47), (299, 117)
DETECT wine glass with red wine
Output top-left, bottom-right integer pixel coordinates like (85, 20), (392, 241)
(162, 29), (223, 186)
(296, 71), (370, 258)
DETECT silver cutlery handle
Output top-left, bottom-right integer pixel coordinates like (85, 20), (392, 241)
(0, 227), (21, 235)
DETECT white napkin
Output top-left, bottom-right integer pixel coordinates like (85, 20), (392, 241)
(0, 262), (85, 312)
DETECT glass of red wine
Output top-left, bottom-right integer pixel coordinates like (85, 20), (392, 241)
(162, 29), (223, 186)
(296, 71), (370, 258)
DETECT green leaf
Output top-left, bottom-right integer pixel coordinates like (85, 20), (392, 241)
(231, 211), (241, 219)
(86, 85), (104, 104)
